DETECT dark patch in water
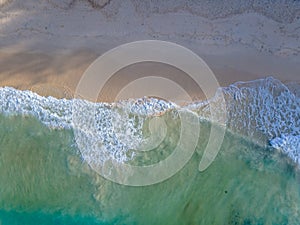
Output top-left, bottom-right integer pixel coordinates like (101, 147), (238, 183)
(228, 208), (265, 225)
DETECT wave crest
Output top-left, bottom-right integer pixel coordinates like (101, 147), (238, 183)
(0, 77), (299, 165)
(187, 77), (300, 164)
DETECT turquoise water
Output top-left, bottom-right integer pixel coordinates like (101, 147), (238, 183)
(0, 114), (299, 225)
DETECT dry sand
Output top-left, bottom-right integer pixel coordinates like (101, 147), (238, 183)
(0, 0), (299, 102)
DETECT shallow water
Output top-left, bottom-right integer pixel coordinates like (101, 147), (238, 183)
(0, 114), (299, 225)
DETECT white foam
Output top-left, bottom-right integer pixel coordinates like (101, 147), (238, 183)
(186, 77), (300, 165)
(225, 78), (300, 141)
(1, 77), (300, 166)
(270, 135), (300, 164)
(0, 87), (176, 163)
(0, 87), (73, 128)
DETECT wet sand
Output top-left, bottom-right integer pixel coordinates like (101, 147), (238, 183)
(0, 48), (299, 103)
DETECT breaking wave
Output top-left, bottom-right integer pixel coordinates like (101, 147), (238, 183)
(0, 77), (299, 165)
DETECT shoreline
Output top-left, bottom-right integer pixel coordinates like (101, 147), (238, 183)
(1, 75), (299, 167)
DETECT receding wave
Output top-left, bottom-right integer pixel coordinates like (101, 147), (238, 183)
(0, 77), (299, 165)
(188, 77), (300, 164)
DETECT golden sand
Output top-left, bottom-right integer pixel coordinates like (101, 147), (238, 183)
(1, 49), (299, 102)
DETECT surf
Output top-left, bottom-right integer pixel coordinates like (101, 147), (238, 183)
(0, 77), (299, 167)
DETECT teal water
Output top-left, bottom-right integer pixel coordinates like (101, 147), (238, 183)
(0, 114), (300, 225)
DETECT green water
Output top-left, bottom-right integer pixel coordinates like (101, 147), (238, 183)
(0, 114), (299, 225)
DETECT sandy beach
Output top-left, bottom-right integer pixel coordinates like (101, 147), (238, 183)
(0, 0), (299, 101)
(1, 2), (300, 224)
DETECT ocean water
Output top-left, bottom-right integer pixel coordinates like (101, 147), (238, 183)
(0, 77), (300, 224)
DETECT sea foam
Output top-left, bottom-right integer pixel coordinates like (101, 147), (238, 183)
(0, 77), (299, 166)
(187, 77), (300, 164)
(0, 87), (177, 164)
